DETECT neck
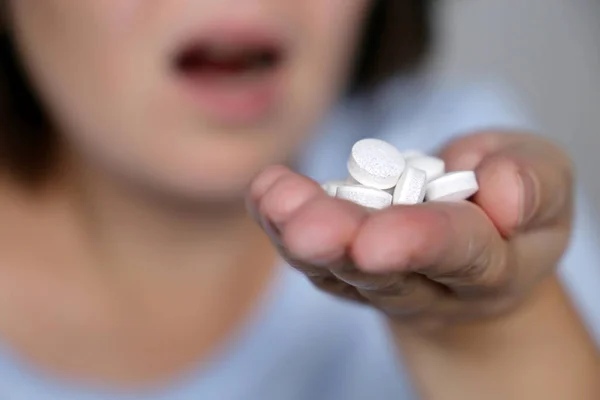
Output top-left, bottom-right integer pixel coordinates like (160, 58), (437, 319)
(9, 161), (279, 298)
(0, 166), (281, 385)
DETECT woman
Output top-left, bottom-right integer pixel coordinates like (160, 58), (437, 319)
(0, 0), (597, 399)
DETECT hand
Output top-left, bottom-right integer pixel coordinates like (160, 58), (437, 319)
(246, 131), (573, 332)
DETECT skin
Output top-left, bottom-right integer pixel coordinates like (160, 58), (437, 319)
(1, 0), (369, 388)
(250, 132), (600, 398)
(0, 0), (598, 398)
(9, 0), (368, 199)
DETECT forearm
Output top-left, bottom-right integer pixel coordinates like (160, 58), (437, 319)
(392, 274), (600, 400)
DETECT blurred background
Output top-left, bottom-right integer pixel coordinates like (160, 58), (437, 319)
(432, 0), (600, 212)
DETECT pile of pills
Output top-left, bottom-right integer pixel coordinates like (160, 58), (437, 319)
(321, 138), (479, 209)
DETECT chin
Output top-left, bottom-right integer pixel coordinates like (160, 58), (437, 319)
(178, 144), (290, 195)
(133, 157), (272, 206)
(101, 128), (296, 206)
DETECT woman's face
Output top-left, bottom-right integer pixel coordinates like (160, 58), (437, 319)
(9, 1), (371, 200)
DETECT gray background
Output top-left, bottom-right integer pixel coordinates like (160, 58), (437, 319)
(432, 0), (600, 212)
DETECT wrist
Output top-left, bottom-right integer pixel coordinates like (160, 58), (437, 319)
(391, 274), (572, 348)
(389, 274), (600, 399)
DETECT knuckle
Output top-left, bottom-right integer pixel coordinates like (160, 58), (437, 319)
(249, 165), (290, 201)
(309, 275), (368, 304)
(281, 246), (318, 274)
(462, 240), (512, 293)
(358, 275), (434, 317)
(477, 245), (512, 291)
(347, 272), (409, 293)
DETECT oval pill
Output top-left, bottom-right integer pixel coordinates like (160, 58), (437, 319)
(393, 167), (427, 205)
(336, 185), (392, 209)
(347, 138), (406, 190)
(425, 171), (479, 202)
(407, 156), (445, 182)
(321, 180), (347, 196)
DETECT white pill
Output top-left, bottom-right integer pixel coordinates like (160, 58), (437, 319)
(402, 149), (425, 159)
(393, 167), (427, 205)
(347, 138), (406, 190)
(349, 172), (394, 194)
(407, 156), (445, 182)
(425, 171), (479, 202)
(336, 185), (392, 210)
(321, 180), (347, 196)
(346, 175), (359, 184)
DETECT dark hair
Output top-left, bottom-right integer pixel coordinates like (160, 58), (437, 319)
(0, 1), (432, 185)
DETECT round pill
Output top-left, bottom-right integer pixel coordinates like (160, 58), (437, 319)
(407, 156), (445, 182)
(402, 149), (425, 159)
(336, 185), (392, 210)
(321, 180), (347, 196)
(347, 138), (406, 190)
(425, 171), (479, 202)
(393, 167), (427, 205)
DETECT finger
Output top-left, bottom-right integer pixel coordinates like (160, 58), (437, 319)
(247, 165), (296, 221)
(439, 131), (573, 234)
(357, 274), (443, 317)
(307, 274), (369, 304)
(472, 141), (573, 236)
(331, 268), (405, 292)
(248, 165), (293, 203)
(253, 170), (333, 277)
(255, 168), (323, 239)
(280, 194), (369, 268)
(437, 131), (530, 171)
(352, 202), (511, 297)
(330, 260), (442, 314)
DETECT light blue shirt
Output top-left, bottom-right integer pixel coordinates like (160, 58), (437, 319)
(0, 75), (598, 399)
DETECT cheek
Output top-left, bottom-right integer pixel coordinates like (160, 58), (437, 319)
(11, 0), (161, 154)
(290, 0), (371, 122)
(310, 0), (370, 72)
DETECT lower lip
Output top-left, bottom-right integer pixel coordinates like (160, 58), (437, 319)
(174, 68), (283, 124)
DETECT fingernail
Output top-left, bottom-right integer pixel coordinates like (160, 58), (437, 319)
(244, 195), (260, 223)
(264, 219), (282, 238)
(518, 169), (538, 226)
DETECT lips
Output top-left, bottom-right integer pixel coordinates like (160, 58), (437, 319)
(175, 42), (282, 78)
(171, 25), (287, 124)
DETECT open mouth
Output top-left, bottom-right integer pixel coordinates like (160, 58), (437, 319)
(170, 30), (287, 123)
(173, 39), (284, 82)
